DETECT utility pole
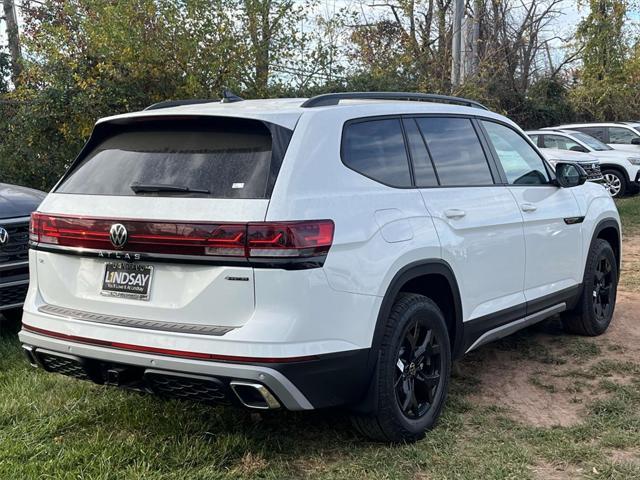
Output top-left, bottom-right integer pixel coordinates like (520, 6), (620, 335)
(450, 0), (463, 89)
(2, 0), (22, 86)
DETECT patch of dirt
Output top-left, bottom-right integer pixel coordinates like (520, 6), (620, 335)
(463, 342), (585, 427)
(609, 448), (640, 464)
(620, 236), (640, 293)
(601, 291), (640, 362)
(460, 233), (640, 428)
(532, 462), (584, 480)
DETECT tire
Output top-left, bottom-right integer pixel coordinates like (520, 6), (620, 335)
(602, 169), (627, 198)
(562, 239), (618, 336)
(351, 293), (451, 443)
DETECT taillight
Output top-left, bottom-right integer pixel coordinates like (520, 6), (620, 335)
(30, 214), (334, 264)
(29, 212), (41, 242)
(247, 221), (334, 257)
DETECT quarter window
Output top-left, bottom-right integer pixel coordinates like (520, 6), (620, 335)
(482, 121), (550, 185)
(342, 119), (412, 187)
(415, 117), (494, 186)
(608, 127), (639, 144)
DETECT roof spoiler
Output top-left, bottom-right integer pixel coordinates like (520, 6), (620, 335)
(145, 89), (244, 111)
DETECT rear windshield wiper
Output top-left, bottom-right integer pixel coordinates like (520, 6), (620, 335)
(130, 183), (210, 194)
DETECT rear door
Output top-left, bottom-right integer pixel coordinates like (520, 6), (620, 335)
(479, 120), (583, 311)
(32, 116), (293, 329)
(409, 116), (527, 324)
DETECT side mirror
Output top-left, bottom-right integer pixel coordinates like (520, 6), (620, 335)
(555, 162), (588, 188)
(631, 137), (640, 145)
(569, 145), (589, 153)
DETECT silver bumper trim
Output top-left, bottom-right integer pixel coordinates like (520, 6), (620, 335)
(38, 304), (235, 337)
(18, 329), (314, 411)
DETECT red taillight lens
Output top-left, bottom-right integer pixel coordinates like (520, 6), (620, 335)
(30, 214), (247, 256)
(29, 212), (41, 242)
(30, 215), (334, 261)
(247, 221), (334, 257)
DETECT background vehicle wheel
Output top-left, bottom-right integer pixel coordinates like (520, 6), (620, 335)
(562, 239), (618, 336)
(351, 293), (451, 443)
(602, 170), (627, 198)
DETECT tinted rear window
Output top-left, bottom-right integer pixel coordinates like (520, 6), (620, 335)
(342, 119), (412, 187)
(57, 118), (291, 199)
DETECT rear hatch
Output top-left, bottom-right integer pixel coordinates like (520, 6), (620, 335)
(30, 115), (294, 329)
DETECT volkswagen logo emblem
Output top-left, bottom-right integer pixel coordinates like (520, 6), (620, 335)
(109, 224), (128, 249)
(0, 227), (8, 248)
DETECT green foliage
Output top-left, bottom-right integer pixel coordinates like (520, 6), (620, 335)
(2, 0), (640, 191)
(0, 52), (10, 93)
(570, 0), (638, 120)
(0, 0), (305, 190)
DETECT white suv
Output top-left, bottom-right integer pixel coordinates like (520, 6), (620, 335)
(553, 122), (640, 153)
(531, 129), (640, 197)
(20, 92), (621, 442)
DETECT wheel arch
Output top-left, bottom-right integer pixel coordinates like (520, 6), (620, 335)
(591, 218), (622, 276)
(369, 260), (464, 364)
(600, 164), (631, 183)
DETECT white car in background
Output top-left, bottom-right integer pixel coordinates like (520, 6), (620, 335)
(537, 147), (603, 183)
(528, 129), (640, 197)
(551, 122), (640, 154)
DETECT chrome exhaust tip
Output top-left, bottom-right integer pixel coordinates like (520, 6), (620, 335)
(230, 381), (281, 410)
(21, 345), (38, 368)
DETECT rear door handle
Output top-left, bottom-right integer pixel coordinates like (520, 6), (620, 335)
(444, 209), (467, 219)
(521, 203), (538, 212)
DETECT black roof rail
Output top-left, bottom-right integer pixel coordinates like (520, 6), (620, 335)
(145, 89), (244, 111)
(300, 92), (489, 110)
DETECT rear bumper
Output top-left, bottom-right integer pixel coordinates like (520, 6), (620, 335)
(19, 329), (372, 410)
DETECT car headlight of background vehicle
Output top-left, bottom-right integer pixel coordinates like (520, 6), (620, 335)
(627, 157), (640, 165)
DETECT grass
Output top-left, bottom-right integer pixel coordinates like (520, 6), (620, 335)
(0, 196), (638, 479)
(616, 197), (640, 234)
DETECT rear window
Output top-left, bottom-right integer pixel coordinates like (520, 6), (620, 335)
(56, 117), (292, 199)
(342, 119), (412, 187)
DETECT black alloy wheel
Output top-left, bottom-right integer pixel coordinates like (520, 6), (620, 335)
(395, 320), (442, 419)
(593, 256), (614, 322)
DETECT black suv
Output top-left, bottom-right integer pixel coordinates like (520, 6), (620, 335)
(1, 183), (45, 322)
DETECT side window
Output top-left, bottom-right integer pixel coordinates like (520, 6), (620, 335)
(542, 135), (582, 151)
(342, 119), (412, 187)
(528, 134), (540, 146)
(608, 127), (639, 144)
(402, 118), (438, 187)
(576, 127), (606, 143)
(482, 121), (550, 186)
(415, 117), (494, 186)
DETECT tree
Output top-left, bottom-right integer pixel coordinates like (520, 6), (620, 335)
(2, 0), (22, 85)
(570, 0), (632, 120)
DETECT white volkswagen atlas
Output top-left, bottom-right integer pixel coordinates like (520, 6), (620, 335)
(20, 92), (621, 442)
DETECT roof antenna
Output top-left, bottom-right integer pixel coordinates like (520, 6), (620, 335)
(221, 89), (244, 103)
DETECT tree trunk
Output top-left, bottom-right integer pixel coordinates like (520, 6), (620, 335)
(2, 0), (22, 86)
